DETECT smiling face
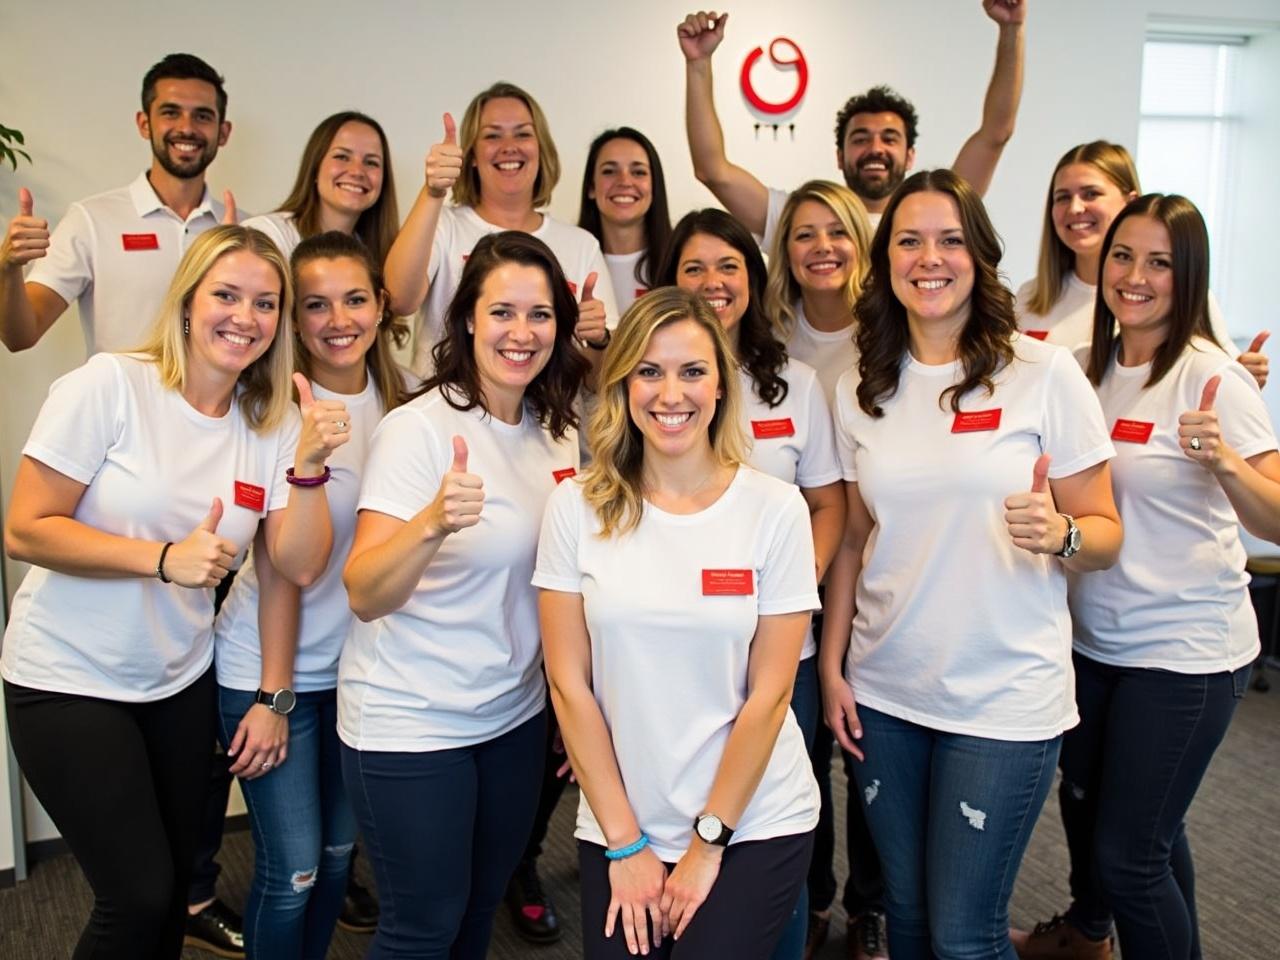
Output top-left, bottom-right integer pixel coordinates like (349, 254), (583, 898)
(888, 191), (975, 334)
(787, 199), (858, 294)
(137, 77), (229, 180)
(590, 137), (653, 229)
(185, 250), (282, 379)
(838, 111), (913, 203)
(315, 121), (385, 224)
(471, 261), (556, 407)
(1101, 214), (1175, 339)
(674, 232), (749, 335)
(472, 97), (540, 203)
(627, 318), (722, 461)
(1051, 162), (1134, 264)
(294, 255), (383, 387)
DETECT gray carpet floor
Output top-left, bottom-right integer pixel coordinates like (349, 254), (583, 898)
(1, 684), (1276, 958)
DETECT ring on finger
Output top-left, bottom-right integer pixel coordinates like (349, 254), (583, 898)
(1190, 436), (1202, 451)
(261, 760), (273, 769)
(335, 420), (348, 431)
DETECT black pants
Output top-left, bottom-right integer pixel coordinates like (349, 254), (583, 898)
(579, 832), (813, 960)
(5, 669), (217, 960)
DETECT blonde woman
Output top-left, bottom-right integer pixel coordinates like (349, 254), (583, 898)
(536, 288), (820, 958)
(2, 225), (342, 959)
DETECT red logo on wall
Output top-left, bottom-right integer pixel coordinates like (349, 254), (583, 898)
(740, 37), (809, 115)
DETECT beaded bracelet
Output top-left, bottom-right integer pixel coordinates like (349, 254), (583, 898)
(604, 833), (650, 861)
(286, 466), (331, 487)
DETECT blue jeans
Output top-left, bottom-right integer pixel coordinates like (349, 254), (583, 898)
(850, 705), (1060, 960)
(341, 711), (546, 960)
(1059, 654), (1250, 959)
(217, 686), (355, 960)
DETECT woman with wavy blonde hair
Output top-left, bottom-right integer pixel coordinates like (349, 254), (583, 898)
(536, 287), (821, 959)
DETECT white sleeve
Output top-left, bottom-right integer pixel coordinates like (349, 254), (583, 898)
(242, 214), (291, 256)
(357, 407), (445, 521)
(1211, 361), (1278, 461)
(26, 201), (94, 306)
(266, 406), (302, 512)
(22, 353), (123, 485)
(532, 481), (584, 592)
(759, 186), (790, 252)
(1041, 351), (1116, 478)
(794, 371), (842, 488)
(832, 371), (859, 482)
(757, 486), (820, 615)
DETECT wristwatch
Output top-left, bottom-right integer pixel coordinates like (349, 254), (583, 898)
(1055, 514), (1081, 559)
(254, 688), (297, 716)
(693, 813), (734, 847)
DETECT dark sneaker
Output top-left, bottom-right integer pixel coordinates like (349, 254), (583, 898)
(183, 898), (245, 959)
(848, 909), (889, 960)
(505, 858), (561, 944)
(1011, 914), (1114, 959)
(804, 911), (831, 960)
(337, 874), (380, 934)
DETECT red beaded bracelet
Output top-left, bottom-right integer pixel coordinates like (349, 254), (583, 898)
(286, 466), (331, 487)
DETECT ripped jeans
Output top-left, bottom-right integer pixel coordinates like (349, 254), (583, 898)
(218, 686), (356, 960)
(849, 705), (1060, 960)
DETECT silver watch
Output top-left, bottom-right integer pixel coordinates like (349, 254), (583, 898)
(1055, 514), (1081, 559)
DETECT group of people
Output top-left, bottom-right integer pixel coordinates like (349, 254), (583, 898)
(1, 4), (1276, 960)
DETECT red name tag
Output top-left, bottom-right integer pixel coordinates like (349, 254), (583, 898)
(951, 409), (1002, 433)
(752, 417), (795, 439)
(1024, 329), (1049, 341)
(552, 467), (577, 484)
(702, 569), (754, 596)
(1111, 419), (1155, 444)
(234, 481), (266, 512)
(635, 287), (648, 300)
(566, 280), (578, 297)
(121, 233), (159, 251)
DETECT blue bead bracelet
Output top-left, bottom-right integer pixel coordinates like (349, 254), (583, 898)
(604, 833), (650, 861)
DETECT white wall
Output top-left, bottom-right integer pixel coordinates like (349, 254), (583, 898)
(3, 0), (1280, 867)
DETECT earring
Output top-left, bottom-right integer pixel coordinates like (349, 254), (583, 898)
(466, 324), (475, 335)
(183, 315), (190, 336)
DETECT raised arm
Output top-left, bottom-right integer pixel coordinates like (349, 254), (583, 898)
(0, 188), (68, 352)
(950, 0), (1027, 197)
(679, 11), (771, 235)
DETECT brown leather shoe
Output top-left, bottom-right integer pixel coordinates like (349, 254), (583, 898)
(1010, 914), (1113, 959)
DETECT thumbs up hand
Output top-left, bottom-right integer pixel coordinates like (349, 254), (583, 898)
(1238, 332), (1269, 390)
(220, 189), (238, 225)
(426, 113), (463, 199)
(1004, 453), (1067, 555)
(293, 372), (351, 473)
(574, 271), (609, 348)
(1179, 375), (1228, 471)
(1, 187), (50, 269)
(164, 497), (239, 587)
(424, 435), (484, 538)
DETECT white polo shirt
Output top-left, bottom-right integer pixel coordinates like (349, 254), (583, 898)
(1, 353), (298, 702)
(832, 335), (1115, 740)
(243, 211), (303, 262)
(411, 204), (618, 375)
(533, 468), (821, 862)
(27, 172), (233, 355)
(1068, 340), (1276, 673)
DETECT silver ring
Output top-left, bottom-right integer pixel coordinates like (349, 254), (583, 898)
(1190, 436), (1202, 451)
(261, 761), (273, 769)
(335, 420), (348, 431)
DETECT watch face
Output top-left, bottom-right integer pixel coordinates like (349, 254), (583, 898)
(696, 815), (722, 843)
(272, 689), (297, 715)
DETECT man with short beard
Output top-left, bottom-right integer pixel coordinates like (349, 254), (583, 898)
(0, 53), (238, 355)
(680, 2), (1026, 248)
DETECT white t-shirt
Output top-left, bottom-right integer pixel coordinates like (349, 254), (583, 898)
(533, 468), (820, 862)
(411, 205), (618, 375)
(763, 185), (881, 251)
(784, 299), (857, 405)
(27, 172), (233, 355)
(832, 335), (1115, 740)
(604, 250), (649, 316)
(1068, 340), (1275, 673)
(243, 211), (303, 262)
(1014, 274), (1234, 353)
(215, 377), (386, 692)
(337, 386), (580, 751)
(1, 353), (298, 701)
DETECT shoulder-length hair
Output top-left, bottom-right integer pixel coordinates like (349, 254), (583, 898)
(765, 180), (873, 338)
(290, 231), (411, 413)
(136, 225), (294, 432)
(582, 287), (747, 537)
(1025, 141), (1140, 316)
(576, 127), (673, 290)
(854, 169), (1017, 418)
(1086, 194), (1216, 389)
(453, 81), (560, 210)
(419, 231), (585, 439)
(275, 111), (399, 265)
(657, 208), (788, 408)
